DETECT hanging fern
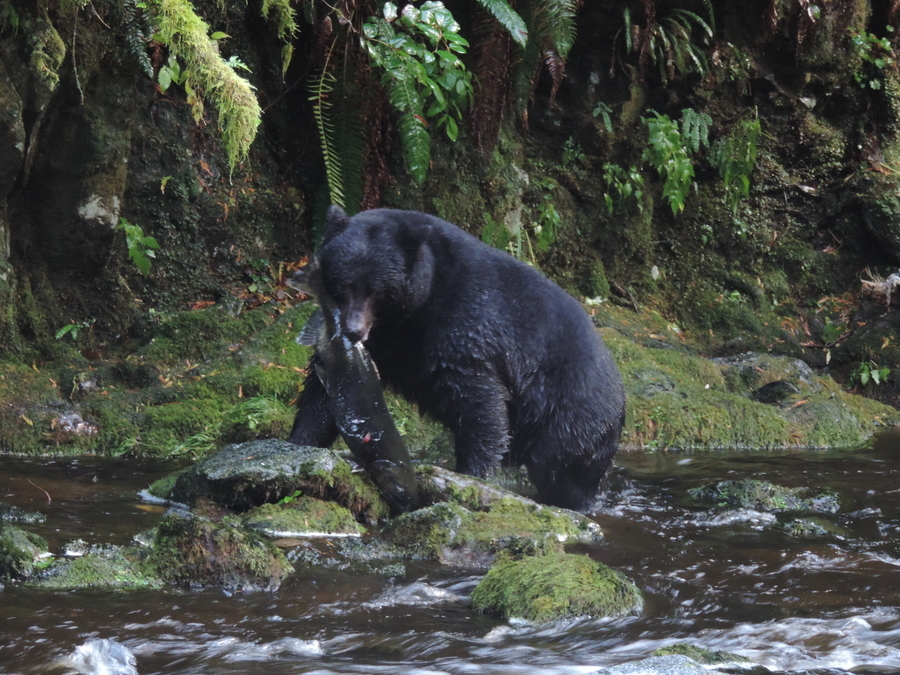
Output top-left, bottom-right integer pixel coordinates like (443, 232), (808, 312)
(310, 38), (346, 207)
(124, 0), (153, 78)
(511, 0), (579, 123)
(473, 0), (527, 48)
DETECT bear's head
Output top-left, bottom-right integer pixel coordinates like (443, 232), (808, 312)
(315, 206), (435, 343)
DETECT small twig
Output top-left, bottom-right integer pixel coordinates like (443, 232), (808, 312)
(27, 479), (52, 504)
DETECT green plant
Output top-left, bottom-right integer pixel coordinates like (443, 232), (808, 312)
(561, 136), (585, 167)
(117, 217), (160, 276)
(55, 319), (96, 342)
(593, 101), (613, 132)
(277, 490), (303, 505)
(850, 361), (890, 387)
(362, 1), (474, 184)
(680, 108), (712, 154)
(532, 177), (560, 253)
(709, 116), (760, 214)
(260, 0), (299, 78)
(642, 111), (694, 216)
(602, 163), (644, 214)
(851, 27), (895, 90)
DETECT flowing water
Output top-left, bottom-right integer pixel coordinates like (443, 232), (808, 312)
(4, 432), (900, 675)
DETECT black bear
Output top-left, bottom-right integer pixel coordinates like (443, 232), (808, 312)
(288, 206), (625, 511)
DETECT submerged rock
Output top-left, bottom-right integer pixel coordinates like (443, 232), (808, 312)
(0, 502), (46, 525)
(33, 545), (162, 590)
(382, 497), (601, 568)
(689, 479), (840, 514)
(0, 526), (51, 580)
(590, 654), (737, 675)
(471, 552), (642, 623)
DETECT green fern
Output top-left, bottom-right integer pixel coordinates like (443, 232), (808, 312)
(474, 0), (527, 48)
(512, 0), (578, 117)
(124, 0), (153, 78)
(680, 108), (712, 153)
(310, 39), (346, 207)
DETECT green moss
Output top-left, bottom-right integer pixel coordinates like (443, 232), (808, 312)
(384, 497), (600, 564)
(243, 498), (366, 537)
(689, 480), (840, 513)
(653, 644), (750, 665)
(148, 0), (262, 171)
(0, 526), (50, 580)
(471, 553), (642, 623)
(149, 511), (293, 590)
(34, 547), (163, 589)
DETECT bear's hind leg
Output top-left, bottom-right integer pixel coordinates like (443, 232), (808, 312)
(287, 357), (339, 447)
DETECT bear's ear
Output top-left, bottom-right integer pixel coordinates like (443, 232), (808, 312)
(321, 205), (351, 243)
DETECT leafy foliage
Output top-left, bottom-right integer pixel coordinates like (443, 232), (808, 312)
(642, 111), (695, 216)
(851, 26), (895, 90)
(602, 163), (645, 214)
(709, 116), (760, 214)
(117, 217), (160, 276)
(146, 0), (262, 172)
(593, 101), (614, 132)
(362, 1), (474, 184)
(310, 40), (347, 207)
(680, 108), (712, 154)
(850, 361), (890, 387)
(260, 0), (299, 78)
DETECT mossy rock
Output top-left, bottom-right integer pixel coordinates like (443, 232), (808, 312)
(652, 643), (752, 665)
(148, 509), (293, 591)
(382, 497), (601, 568)
(415, 465), (525, 510)
(33, 546), (163, 590)
(471, 552), (642, 623)
(167, 439), (389, 523)
(243, 498), (366, 538)
(0, 526), (51, 580)
(689, 480), (840, 513)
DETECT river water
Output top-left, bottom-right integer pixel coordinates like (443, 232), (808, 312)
(3, 431), (900, 675)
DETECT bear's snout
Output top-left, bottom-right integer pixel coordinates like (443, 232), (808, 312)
(341, 298), (374, 343)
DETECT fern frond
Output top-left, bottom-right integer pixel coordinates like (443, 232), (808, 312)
(385, 72), (430, 185)
(474, 0), (528, 48)
(124, 0), (153, 78)
(331, 62), (369, 213)
(310, 40), (346, 207)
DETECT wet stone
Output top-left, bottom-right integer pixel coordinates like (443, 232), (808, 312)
(0, 502), (46, 525)
(689, 479), (840, 514)
(751, 380), (800, 405)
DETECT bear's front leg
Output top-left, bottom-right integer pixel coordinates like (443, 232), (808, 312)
(287, 355), (340, 448)
(432, 372), (511, 478)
